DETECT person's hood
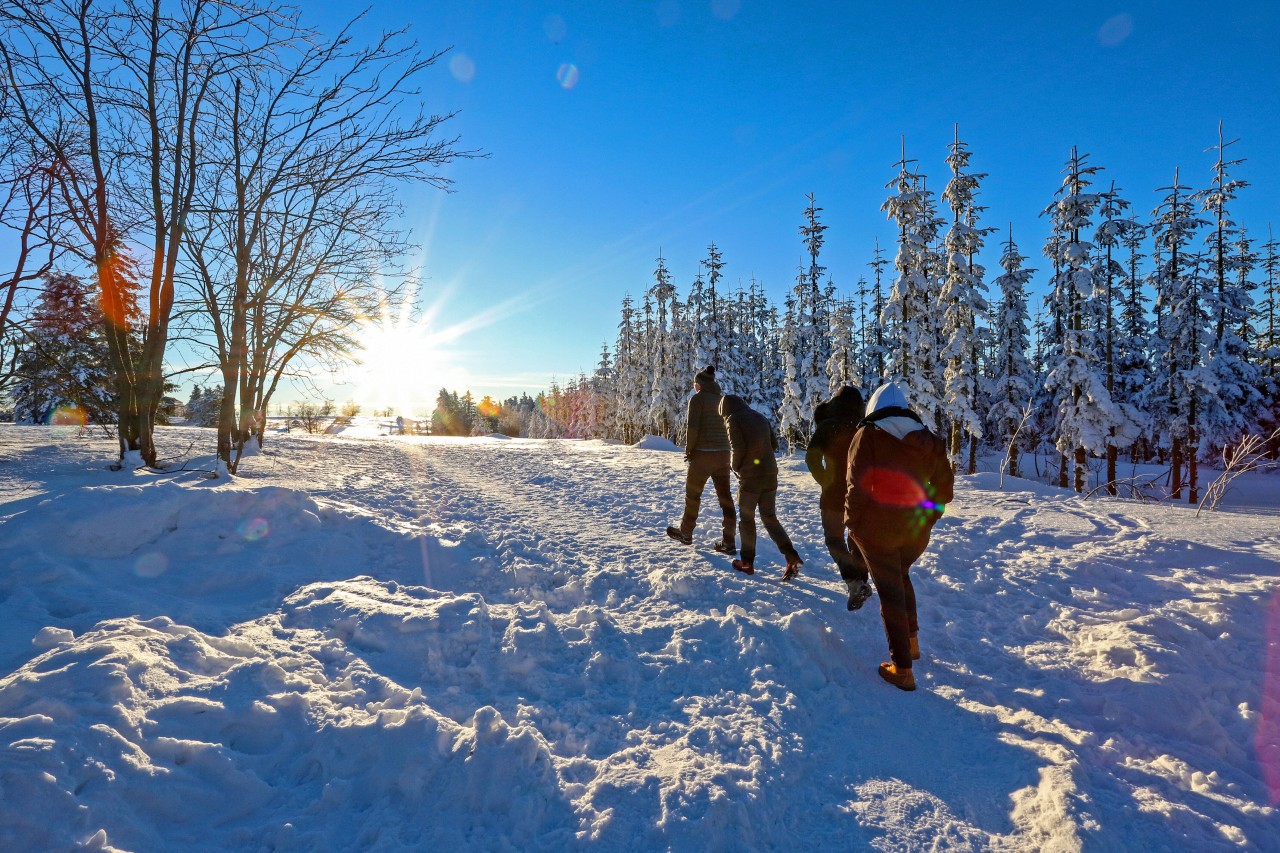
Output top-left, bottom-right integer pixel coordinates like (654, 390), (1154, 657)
(823, 385), (865, 420)
(865, 382), (908, 415)
(864, 382), (923, 440)
(718, 394), (749, 418)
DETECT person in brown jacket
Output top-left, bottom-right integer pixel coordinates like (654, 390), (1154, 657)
(718, 394), (803, 579)
(844, 381), (954, 692)
(666, 366), (736, 552)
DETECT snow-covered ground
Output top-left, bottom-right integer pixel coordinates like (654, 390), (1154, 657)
(1, 422), (1277, 851)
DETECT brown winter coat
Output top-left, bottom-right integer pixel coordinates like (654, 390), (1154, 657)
(844, 414), (954, 550)
(684, 377), (731, 454)
(718, 394), (779, 487)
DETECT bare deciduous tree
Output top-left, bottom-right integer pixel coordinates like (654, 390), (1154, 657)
(178, 13), (477, 474)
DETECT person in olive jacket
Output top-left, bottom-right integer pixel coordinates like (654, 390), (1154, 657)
(804, 385), (872, 610)
(666, 366), (736, 552)
(844, 381), (954, 692)
(718, 394), (803, 579)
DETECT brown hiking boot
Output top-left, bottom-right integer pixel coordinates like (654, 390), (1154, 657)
(909, 635), (920, 661)
(732, 559), (755, 575)
(782, 557), (803, 582)
(878, 662), (916, 691)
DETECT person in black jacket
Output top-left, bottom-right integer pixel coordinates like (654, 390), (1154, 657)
(805, 385), (873, 611)
(718, 394), (803, 579)
(666, 366), (736, 552)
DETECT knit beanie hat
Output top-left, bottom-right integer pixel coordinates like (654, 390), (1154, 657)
(695, 366), (716, 385)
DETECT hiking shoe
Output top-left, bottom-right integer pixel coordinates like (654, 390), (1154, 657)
(712, 540), (736, 555)
(782, 558), (803, 582)
(665, 526), (692, 545)
(846, 580), (873, 611)
(909, 634), (920, 661)
(877, 662), (916, 691)
(732, 559), (755, 575)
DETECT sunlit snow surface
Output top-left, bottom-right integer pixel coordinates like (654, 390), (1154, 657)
(1, 422), (1277, 851)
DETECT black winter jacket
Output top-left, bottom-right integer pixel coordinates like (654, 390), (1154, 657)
(684, 378), (730, 454)
(804, 386), (866, 501)
(718, 395), (779, 487)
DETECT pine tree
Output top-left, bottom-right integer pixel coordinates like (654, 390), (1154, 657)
(1151, 168), (1210, 501)
(881, 141), (945, 422)
(1041, 148), (1135, 492)
(1115, 211), (1155, 463)
(613, 294), (646, 443)
(939, 129), (993, 472)
(1193, 124), (1262, 460)
(864, 241), (889, 388)
(1093, 181), (1146, 490)
(1258, 228), (1280, 455)
(646, 253), (684, 441)
(184, 384), (223, 427)
(826, 296), (857, 394)
(988, 231), (1036, 478)
(11, 272), (115, 426)
(699, 242), (731, 383)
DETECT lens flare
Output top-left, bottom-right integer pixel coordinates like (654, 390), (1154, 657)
(135, 552), (169, 578)
(1098, 13), (1134, 47)
(239, 517), (270, 542)
(449, 52), (475, 83)
(50, 406), (87, 426)
(1262, 587), (1280, 804)
(557, 63), (579, 89)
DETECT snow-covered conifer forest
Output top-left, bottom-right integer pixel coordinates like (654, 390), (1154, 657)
(481, 132), (1278, 505)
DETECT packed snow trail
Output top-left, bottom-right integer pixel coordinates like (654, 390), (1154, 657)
(0, 425), (1276, 851)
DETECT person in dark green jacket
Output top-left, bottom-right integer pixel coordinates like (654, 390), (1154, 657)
(719, 394), (802, 579)
(666, 366), (736, 552)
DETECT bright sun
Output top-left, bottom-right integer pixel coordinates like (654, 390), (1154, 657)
(346, 292), (467, 415)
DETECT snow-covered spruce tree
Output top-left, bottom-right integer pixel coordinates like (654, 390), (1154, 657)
(1041, 148), (1136, 493)
(668, 294), (696, 445)
(826, 296), (857, 395)
(591, 343), (614, 439)
(1193, 125), (1262, 460)
(699, 242), (733, 386)
(1150, 168), (1210, 501)
(987, 230), (1036, 478)
(1093, 181), (1146, 491)
(717, 281), (746, 399)
(184, 384), (223, 427)
(611, 295), (646, 443)
(939, 129), (993, 473)
(11, 272), (116, 426)
(881, 143), (945, 424)
(863, 240), (890, 389)
(747, 276), (783, 417)
(1258, 228), (1280, 455)
(646, 253), (684, 441)
(685, 270), (708, 370)
(1114, 208), (1155, 463)
(777, 283), (806, 451)
(777, 195), (835, 449)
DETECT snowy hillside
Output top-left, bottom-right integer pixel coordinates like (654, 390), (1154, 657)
(1, 423), (1277, 851)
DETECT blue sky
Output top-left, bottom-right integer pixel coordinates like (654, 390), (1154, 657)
(307, 1), (1280, 411)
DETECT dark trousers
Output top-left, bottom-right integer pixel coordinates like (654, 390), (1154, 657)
(821, 494), (868, 583)
(851, 536), (929, 669)
(680, 450), (736, 543)
(738, 482), (799, 565)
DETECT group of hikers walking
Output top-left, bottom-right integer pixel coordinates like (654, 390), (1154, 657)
(666, 365), (954, 692)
